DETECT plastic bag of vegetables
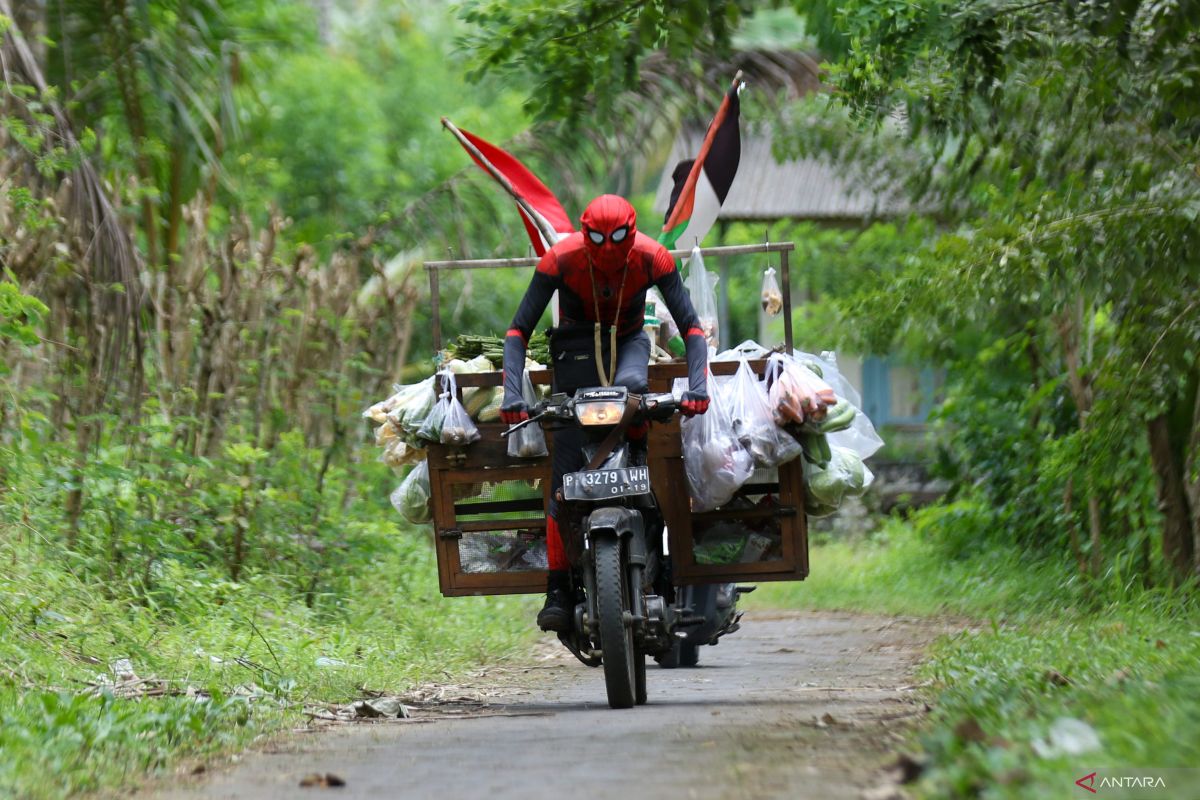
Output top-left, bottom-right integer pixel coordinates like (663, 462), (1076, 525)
(506, 369), (548, 458)
(804, 445), (874, 509)
(417, 370), (481, 446)
(802, 350), (884, 460)
(728, 358), (802, 468)
(766, 353), (837, 425)
(383, 376), (437, 438)
(681, 364), (752, 511)
(380, 437), (426, 470)
(390, 461), (432, 524)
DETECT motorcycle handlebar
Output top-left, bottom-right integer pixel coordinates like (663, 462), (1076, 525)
(500, 391), (680, 437)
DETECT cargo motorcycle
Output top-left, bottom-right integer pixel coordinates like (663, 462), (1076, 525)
(504, 386), (747, 708)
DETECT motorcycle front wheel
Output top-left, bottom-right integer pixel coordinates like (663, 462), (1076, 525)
(594, 536), (636, 709)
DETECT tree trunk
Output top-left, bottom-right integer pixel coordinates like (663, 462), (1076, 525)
(1056, 298), (1104, 576)
(1146, 413), (1196, 583)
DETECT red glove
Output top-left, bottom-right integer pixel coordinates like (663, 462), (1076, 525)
(680, 390), (709, 417)
(500, 400), (529, 425)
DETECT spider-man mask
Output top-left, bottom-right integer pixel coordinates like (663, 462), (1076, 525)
(580, 194), (637, 273)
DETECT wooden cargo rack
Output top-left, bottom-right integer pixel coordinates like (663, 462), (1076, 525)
(424, 242), (808, 596)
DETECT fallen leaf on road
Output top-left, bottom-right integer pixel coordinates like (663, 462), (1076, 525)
(299, 772), (346, 788)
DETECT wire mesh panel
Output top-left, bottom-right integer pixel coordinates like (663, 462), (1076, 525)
(428, 458), (551, 596)
(660, 457), (809, 584)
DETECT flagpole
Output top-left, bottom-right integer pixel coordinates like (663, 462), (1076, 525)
(440, 117), (560, 248)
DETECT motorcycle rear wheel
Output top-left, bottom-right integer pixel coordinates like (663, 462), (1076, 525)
(595, 536), (636, 709)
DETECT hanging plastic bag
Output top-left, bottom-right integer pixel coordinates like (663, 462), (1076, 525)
(416, 383), (448, 442)
(761, 267), (782, 316)
(381, 437), (426, 470)
(806, 351), (884, 460)
(804, 445), (874, 509)
(507, 369), (548, 458)
(418, 370), (480, 446)
(767, 353), (834, 425)
(384, 376), (438, 438)
(728, 358), (801, 468)
(684, 246), (720, 350)
(438, 371), (480, 446)
(390, 461), (432, 524)
(681, 363), (752, 511)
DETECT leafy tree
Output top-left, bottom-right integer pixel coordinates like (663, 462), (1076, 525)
(459, 0), (1200, 584)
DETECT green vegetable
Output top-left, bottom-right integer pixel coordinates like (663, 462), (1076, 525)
(445, 332), (549, 365)
(804, 446), (868, 509)
(799, 432), (831, 466)
(813, 399), (856, 434)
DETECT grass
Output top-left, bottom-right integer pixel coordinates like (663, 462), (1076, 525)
(748, 518), (1200, 799)
(0, 528), (537, 799)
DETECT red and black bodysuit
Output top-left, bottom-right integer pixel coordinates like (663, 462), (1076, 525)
(500, 195), (710, 573)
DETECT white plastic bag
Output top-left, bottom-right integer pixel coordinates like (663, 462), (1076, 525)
(391, 461), (432, 524)
(419, 370), (481, 446)
(728, 358), (802, 468)
(439, 372), (480, 446)
(507, 369), (548, 458)
(384, 376), (437, 438)
(681, 364), (752, 512)
(809, 351), (884, 460)
(767, 353), (831, 425)
(684, 246), (720, 350)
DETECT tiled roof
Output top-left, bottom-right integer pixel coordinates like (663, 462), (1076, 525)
(653, 128), (907, 222)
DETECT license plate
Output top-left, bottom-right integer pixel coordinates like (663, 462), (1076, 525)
(562, 466), (650, 501)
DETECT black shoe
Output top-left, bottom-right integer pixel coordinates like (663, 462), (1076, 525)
(537, 571), (572, 632)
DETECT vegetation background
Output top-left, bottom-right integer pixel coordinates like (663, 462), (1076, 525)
(0, 0), (1197, 797)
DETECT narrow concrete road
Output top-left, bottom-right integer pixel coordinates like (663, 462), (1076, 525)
(152, 610), (944, 800)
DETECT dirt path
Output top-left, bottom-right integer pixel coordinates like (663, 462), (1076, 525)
(151, 610), (949, 800)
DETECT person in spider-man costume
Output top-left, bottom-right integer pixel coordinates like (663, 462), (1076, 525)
(500, 194), (710, 631)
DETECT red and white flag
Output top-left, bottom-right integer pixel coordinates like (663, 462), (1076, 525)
(442, 118), (574, 255)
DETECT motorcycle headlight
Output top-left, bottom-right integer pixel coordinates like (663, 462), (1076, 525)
(575, 401), (625, 426)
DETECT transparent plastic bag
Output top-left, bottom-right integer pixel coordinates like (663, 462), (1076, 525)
(805, 351), (884, 459)
(507, 369), (548, 458)
(381, 437), (425, 469)
(681, 363), (752, 511)
(761, 267), (782, 316)
(803, 445), (873, 510)
(416, 387), (448, 442)
(390, 461), (432, 524)
(684, 246), (720, 350)
(728, 358), (801, 468)
(439, 372), (480, 446)
(385, 376), (438, 438)
(766, 352), (836, 426)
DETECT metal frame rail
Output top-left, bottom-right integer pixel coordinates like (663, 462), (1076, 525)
(424, 241), (797, 354)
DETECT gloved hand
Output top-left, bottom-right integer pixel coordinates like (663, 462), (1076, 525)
(500, 399), (529, 425)
(680, 390), (709, 417)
